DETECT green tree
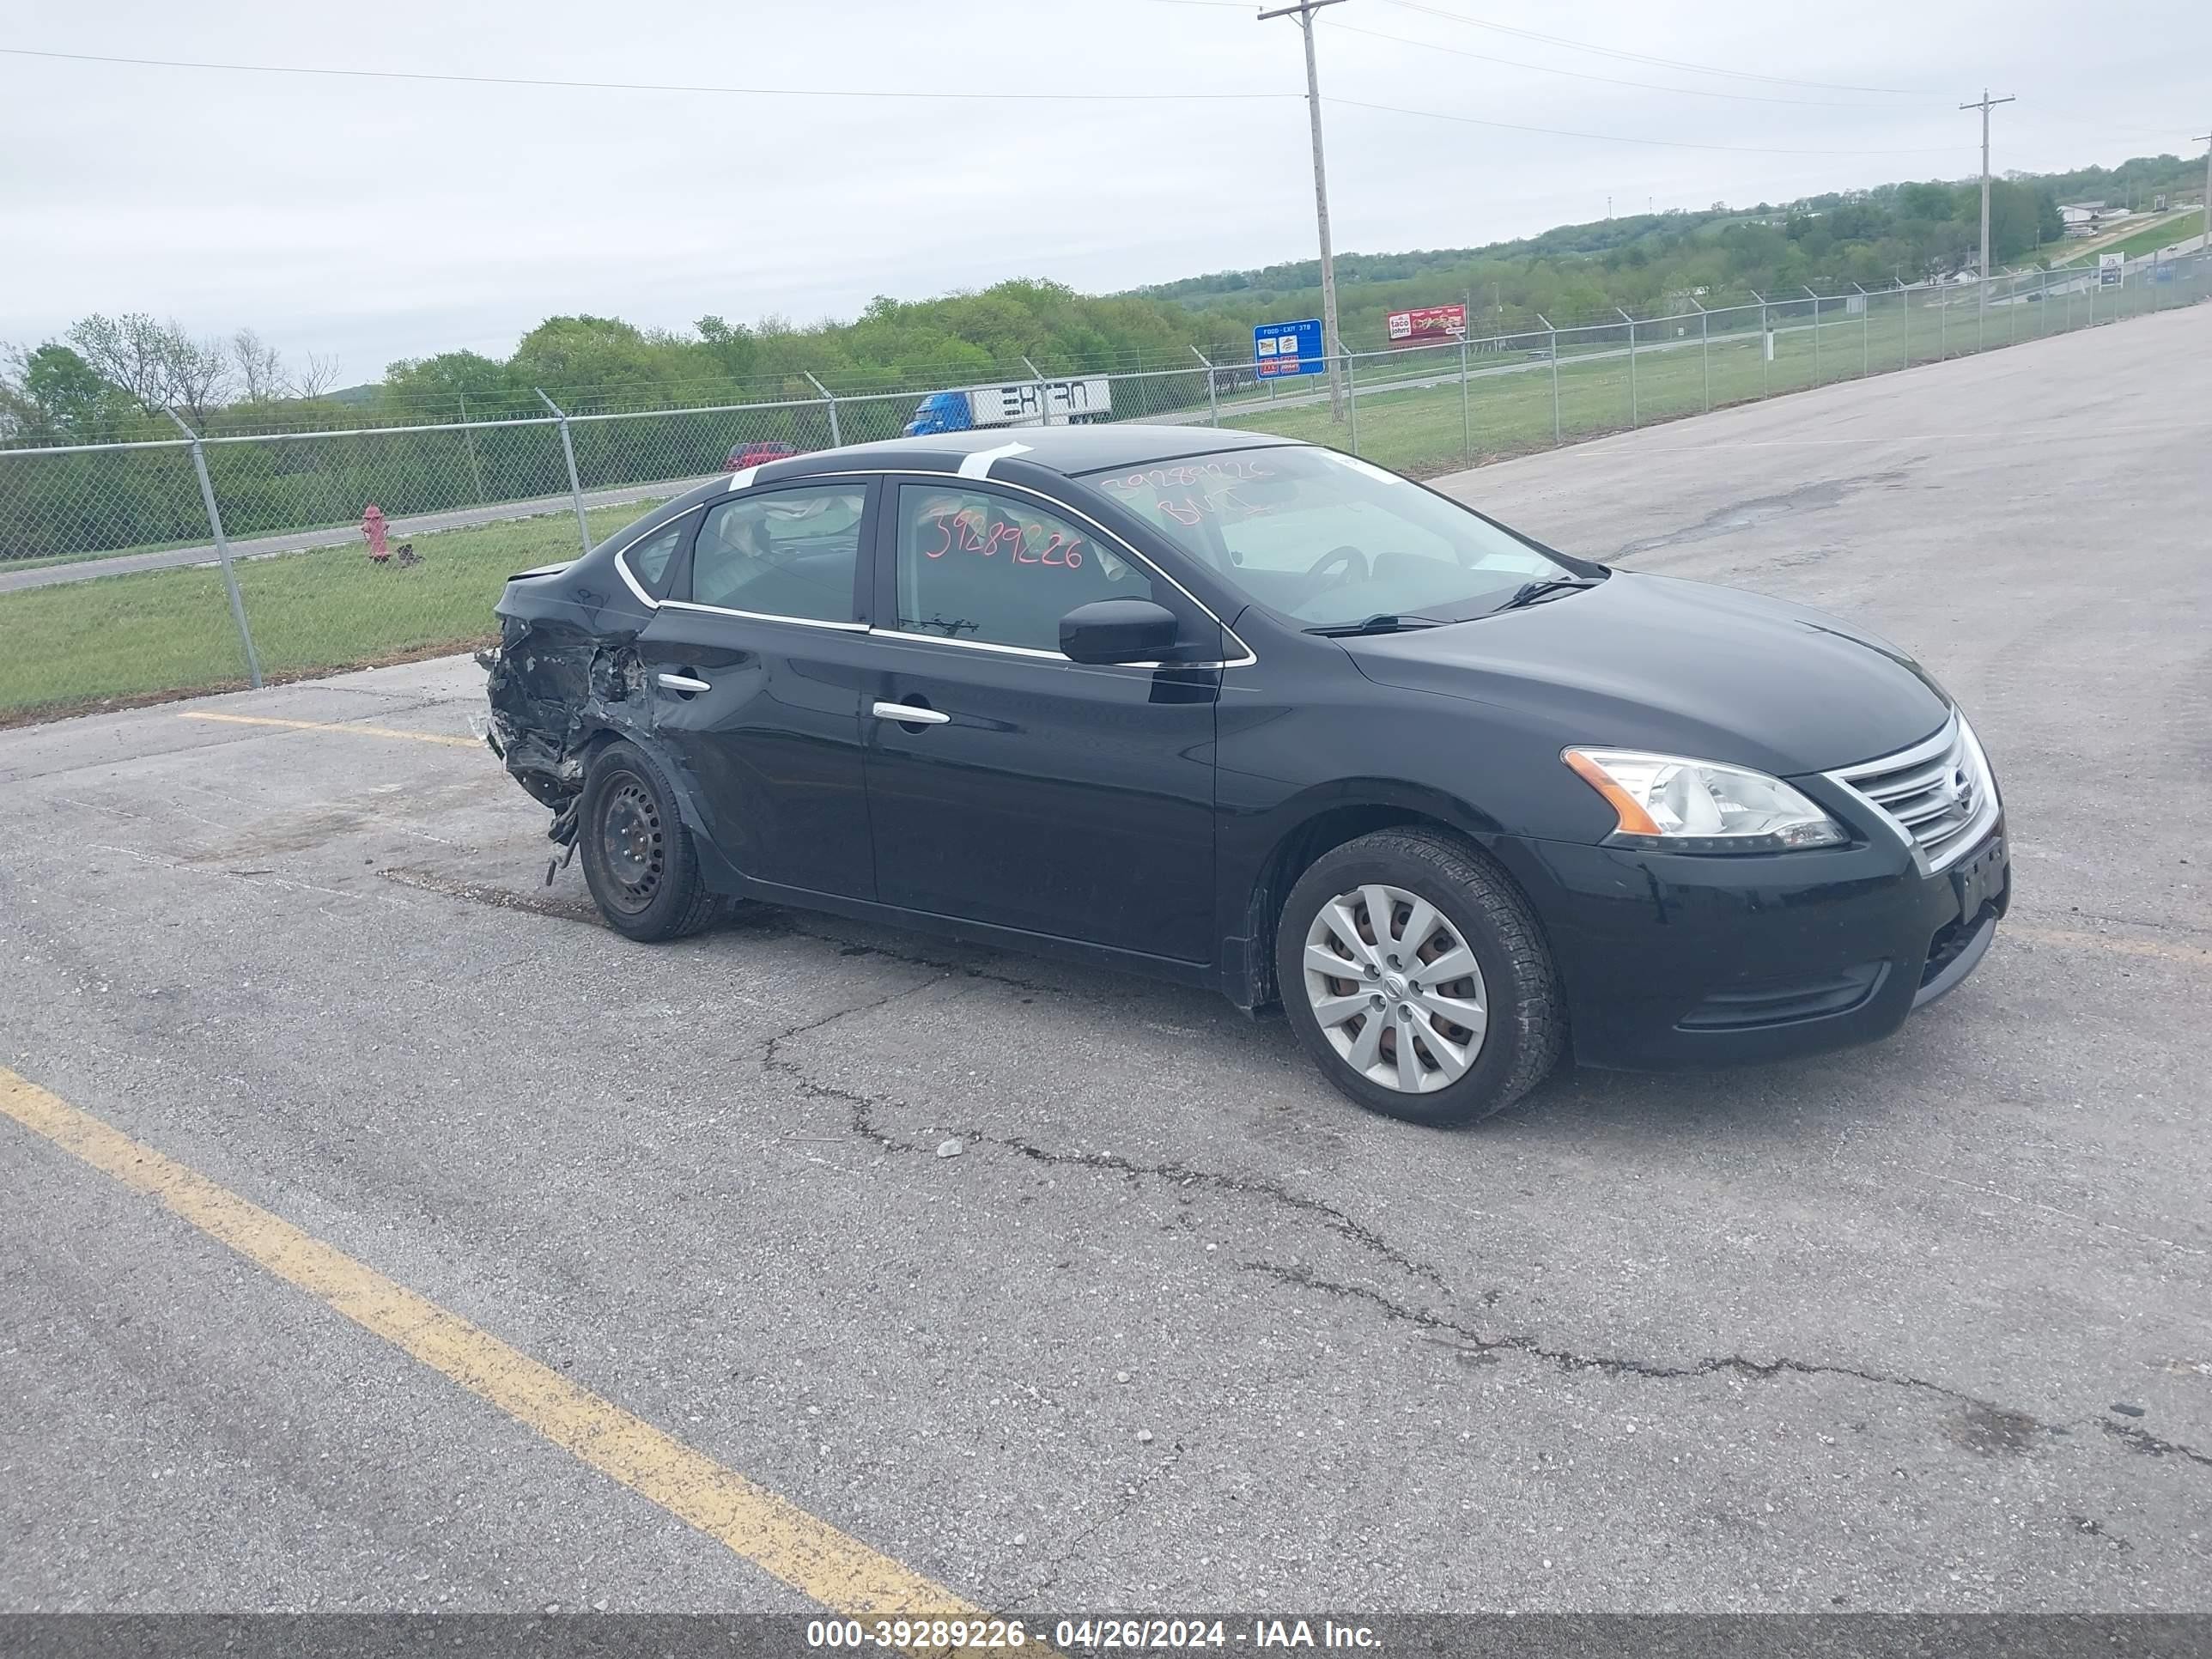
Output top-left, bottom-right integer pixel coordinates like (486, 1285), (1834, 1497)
(1985, 179), (2045, 264)
(380, 349), (515, 417)
(2, 343), (130, 439)
(2035, 191), (2064, 246)
(1897, 182), (1956, 222)
(506, 315), (684, 410)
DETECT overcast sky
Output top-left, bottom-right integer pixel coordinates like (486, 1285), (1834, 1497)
(1, 0), (2201, 382)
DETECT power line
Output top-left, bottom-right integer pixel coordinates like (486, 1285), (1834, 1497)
(1374, 0), (1928, 95)
(1324, 95), (1965, 156)
(0, 44), (1295, 102)
(1326, 17), (1940, 109)
(2033, 112), (2212, 143)
(1163, 4), (2185, 137)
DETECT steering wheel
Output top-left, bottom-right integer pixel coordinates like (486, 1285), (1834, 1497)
(1305, 544), (1369, 588)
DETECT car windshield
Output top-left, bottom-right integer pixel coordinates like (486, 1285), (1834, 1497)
(1085, 446), (1580, 629)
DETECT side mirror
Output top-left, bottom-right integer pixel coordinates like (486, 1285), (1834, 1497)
(1059, 598), (1181, 665)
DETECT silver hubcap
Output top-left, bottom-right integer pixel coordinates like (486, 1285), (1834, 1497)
(1303, 882), (1488, 1094)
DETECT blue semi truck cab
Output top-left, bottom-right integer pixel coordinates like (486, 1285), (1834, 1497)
(903, 391), (977, 436)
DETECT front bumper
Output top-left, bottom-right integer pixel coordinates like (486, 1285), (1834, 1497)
(1489, 817), (2010, 1071)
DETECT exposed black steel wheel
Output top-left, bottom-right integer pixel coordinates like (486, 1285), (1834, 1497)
(577, 740), (725, 941)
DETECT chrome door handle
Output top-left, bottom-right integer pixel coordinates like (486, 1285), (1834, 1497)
(871, 701), (949, 726)
(658, 672), (712, 693)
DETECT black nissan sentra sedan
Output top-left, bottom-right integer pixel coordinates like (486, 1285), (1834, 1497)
(483, 425), (2008, 1125)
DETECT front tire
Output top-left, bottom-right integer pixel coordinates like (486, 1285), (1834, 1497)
(577, 739), (725, 941)
(1276, 828), (1562, 1126)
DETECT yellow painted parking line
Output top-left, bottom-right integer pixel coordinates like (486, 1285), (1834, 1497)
(2006, 923), (2211, 967)
(178, 711), (480, 750)
(0, 1066), (977, 1619)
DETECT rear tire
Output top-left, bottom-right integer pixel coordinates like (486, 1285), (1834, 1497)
(1275, 828), (1562, 1126)
(577, 739), (726, 941)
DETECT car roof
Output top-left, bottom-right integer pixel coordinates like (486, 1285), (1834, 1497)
(639, 425), (1309, 535)
(776, 423), (1300, 479)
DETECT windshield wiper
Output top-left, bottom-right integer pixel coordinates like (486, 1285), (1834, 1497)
(1494, 574), (1604, 612)
(1304, 613), (1451, 637)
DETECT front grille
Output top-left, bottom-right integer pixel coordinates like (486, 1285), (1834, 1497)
(1826, 714), (1998, 872)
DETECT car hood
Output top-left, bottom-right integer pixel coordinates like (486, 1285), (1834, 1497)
(1342, 571), (1950, 776)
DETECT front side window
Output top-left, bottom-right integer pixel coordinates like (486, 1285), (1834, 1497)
(688, 486), (865, 621)
(1085, 447), (1574, 628)
(893, 484), (1154, 652)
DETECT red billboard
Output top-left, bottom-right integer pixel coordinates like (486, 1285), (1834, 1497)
(1385, 304), (1468, 345)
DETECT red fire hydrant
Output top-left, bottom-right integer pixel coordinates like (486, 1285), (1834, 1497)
(362, 504), (391, 563)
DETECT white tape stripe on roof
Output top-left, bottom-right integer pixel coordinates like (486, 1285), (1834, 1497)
(957, 440), (1033, 480)
(725, 465), (759, 492)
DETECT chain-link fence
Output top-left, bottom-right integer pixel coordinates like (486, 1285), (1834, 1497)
(3, 254), (2205, 724)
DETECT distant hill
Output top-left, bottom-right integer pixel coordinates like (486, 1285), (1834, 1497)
(1137, 206), (1751, 308)
(1130, 154), (2208, 344)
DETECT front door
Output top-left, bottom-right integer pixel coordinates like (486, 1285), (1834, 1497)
(635, 478), (878, 901)
(860, 478), (1219, 963)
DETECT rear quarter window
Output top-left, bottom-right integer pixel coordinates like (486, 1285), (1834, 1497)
(623, 519), (688, 596)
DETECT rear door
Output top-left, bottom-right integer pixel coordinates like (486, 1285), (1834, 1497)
(634, 477), (880, 901)
(858, 477), (1222, 963)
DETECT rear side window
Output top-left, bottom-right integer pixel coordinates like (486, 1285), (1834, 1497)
(689, 486), (865, 621)
(892, 484), (1154, 653)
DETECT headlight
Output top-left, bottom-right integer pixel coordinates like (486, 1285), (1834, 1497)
(1563, 748), (1846, 853)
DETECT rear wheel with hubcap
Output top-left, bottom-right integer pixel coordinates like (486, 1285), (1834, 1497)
(1276, 828), (1562, 1125)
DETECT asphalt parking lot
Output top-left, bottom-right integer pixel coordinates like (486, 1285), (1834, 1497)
(3, 304), (2208, 1615)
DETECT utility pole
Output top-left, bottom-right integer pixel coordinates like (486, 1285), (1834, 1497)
(1960, 89), (2016, 319)
(1261, 0), (1351, 423)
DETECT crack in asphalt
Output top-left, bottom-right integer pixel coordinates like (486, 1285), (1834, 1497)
(759, 987), (2212, 1479)
(1243, 1258), (1972, 1390)
(1238, 1260), (2212, 1471)
(2099, 1419), (2212, 1470)
(757, 981), (1449, 1294)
